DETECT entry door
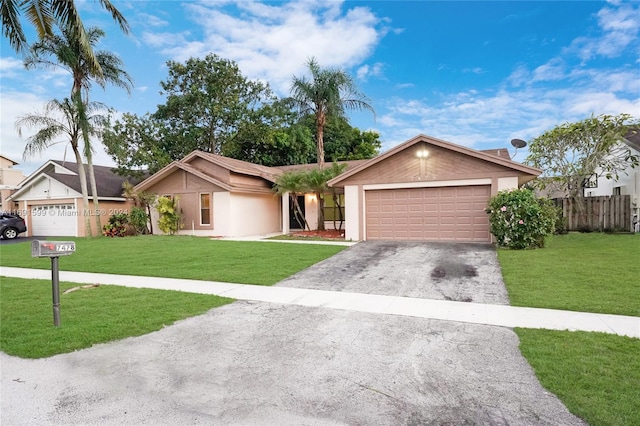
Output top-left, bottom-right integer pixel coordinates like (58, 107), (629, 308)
(289, 195), (306, 229)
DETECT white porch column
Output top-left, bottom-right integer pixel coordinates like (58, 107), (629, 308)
(281, 192), (290, 234)
(344, 185), (360, 241)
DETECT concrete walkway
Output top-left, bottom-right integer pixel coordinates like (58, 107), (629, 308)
(2, 266), (638, 338)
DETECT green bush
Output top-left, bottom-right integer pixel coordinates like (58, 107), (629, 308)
(486, 189), (557, 249)
(157, 196), (182, 235)
(102, 213), (130, 237)
(129, 206), (149, 235)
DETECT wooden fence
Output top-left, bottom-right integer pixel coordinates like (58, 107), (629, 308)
(552, 195), (632, 232)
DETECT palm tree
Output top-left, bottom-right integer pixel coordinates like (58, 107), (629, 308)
(16, 98), (108, 237)
(290, 58), (374, 168)
(25, 24), (133, 235)
(274, 171), (310, 231)
(1, 0), (129, 78)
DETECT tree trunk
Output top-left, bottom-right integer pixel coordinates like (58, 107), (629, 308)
(72, 145), (92, 237)
(86, 158), (102, 237)
(316, 121), (325, 168)
(316, 191), (325, 231)
(291, 193), (310, 231)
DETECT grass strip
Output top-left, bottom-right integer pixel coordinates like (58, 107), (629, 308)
(0, 277), (234, 358)
(498, 233), (640, 316)
(516, 328), (640, 426)
(0, 236), (346, 285)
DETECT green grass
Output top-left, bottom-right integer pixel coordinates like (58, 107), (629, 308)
(0, 277), (234, 358)
(0, 236), (346, 285)
(516, 329), (640, 426)
(498, 233), (640, 316)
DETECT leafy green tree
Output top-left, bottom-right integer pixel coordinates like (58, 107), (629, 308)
(290, 57), (375, 168)
(103, 113), (173, 176)
(526, 114), (639, 225)
(222, 99), (315, 166)
(24, 24), (133, 236)
(154, 54), (273, 155)
(1, 0), (129, 78)
(15, 98), (107, 236)
(299, 115), (381, 162)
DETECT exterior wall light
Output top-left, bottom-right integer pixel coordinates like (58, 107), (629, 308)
(416, 149), (429, 158)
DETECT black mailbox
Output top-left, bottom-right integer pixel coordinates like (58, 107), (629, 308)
(32, 240), (76, 258)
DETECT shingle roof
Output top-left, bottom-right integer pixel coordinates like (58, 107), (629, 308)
(624, 128), (640, 151)
(50, 161), (142, 198)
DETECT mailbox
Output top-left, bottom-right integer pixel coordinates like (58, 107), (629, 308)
(32, 240), (76, 258)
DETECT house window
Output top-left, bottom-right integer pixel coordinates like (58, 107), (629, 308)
(613, 187), (621, 196)
(323, 193), (345, 222)
(200, 193), (211, 225)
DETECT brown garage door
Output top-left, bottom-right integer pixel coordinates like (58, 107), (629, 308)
(365, 185), (491, 242)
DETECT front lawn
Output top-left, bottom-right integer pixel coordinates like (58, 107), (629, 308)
(516, 329), (640, 426)
(0, 236), (346, 285)
(0, 277), (233, 358)
(498, 233), (640, 316)
(498, 233), (640, 426)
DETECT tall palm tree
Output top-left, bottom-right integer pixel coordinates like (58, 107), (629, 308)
(16, 98), (107, 237)
(25, 24), (133, 235)
(290, 58), (374, 168)
(1, 0), (129, 78)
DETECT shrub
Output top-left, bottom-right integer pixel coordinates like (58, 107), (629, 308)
(129, 206), (149, 235)
(156, 196), (182, 235)
(486, 189), (557, 249)
(102, 213), (130, 237)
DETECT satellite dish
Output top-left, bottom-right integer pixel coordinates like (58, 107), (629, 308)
(511, 138), (527, 149)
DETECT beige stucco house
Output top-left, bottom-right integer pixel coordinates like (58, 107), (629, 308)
(136, 134), (541, 242)
(0, 155), (27, 211)
(8, 160), (137, 237)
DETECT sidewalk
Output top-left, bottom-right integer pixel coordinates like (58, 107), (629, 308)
(1, 266), (638, 338)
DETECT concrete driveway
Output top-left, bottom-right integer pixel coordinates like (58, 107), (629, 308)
(1, 241), (585, 425)
(278, 241), (510, 304)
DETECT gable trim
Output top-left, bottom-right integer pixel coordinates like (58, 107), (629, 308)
(329, 134), (541, 187)
(134, 161), (233, 192)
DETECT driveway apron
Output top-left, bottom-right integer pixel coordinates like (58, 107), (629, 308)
(1, 242), (586, 425)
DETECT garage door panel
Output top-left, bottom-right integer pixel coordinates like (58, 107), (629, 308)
(366, 185), (490, 242)
(31, 204), (77, 237)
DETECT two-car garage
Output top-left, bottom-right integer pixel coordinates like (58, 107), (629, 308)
(328, 134), (541, 243)
(365, 185), (491, 242)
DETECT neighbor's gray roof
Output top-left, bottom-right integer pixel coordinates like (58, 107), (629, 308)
(624, 128), (640, 151)
(50, 161), (142, 198)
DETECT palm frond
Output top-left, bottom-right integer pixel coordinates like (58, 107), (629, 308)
(1, 0), (27, 53)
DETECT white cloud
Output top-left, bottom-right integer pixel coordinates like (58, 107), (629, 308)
(567, 2), (639, 61)
(1, 91), (117, 175)
(142, 1), (388, 95)
(357, 62), (384, 80)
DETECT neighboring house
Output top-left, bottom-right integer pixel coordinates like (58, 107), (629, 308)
(0, 155), (27, 211)
(582, 130), (640, 231)
(136, 134), (541, 242)
(8, 160), (138, 237)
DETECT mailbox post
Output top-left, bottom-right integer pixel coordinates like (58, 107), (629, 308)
(31, 240), (76, 327)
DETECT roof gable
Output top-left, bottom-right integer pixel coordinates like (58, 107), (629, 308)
(9, 160), (139, 200)
(329, 134), (541, 187)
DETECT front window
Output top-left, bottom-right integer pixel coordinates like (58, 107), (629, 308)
(200, 193), (211, 225)
(323, 193), (345, 222)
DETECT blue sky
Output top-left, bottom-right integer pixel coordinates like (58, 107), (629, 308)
(1, 0), (639, 174)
